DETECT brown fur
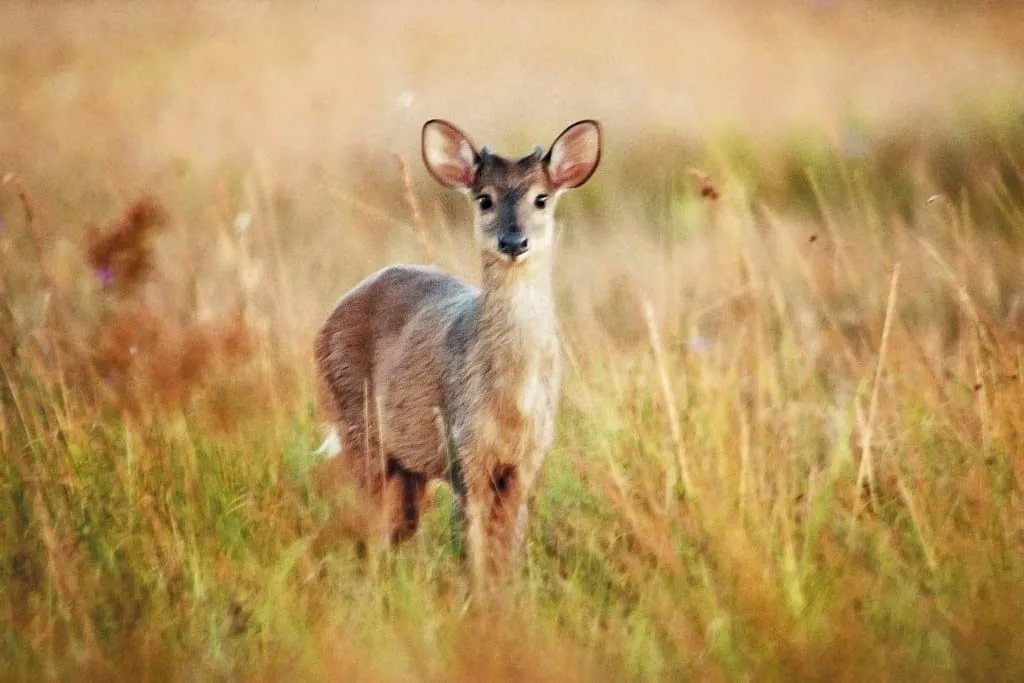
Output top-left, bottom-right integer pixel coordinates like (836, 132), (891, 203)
(314, 119), (600, 587)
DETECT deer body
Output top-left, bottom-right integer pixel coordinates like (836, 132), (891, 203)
(315, 119), (600, 585)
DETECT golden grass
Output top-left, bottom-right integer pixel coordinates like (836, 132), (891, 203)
(3, 1), (1024, 680)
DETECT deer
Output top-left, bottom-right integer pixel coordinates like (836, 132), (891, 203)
(314, 119), (601, 589)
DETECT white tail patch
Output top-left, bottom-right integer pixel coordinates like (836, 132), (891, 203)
(314, 427), (343, 459)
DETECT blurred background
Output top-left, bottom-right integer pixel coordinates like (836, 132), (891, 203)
(4, 0), (1024, 338)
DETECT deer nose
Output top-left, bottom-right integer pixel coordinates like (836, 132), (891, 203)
(497, 232), (529, 258)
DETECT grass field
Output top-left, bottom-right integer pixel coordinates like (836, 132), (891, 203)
(3, 1), (1024, 680)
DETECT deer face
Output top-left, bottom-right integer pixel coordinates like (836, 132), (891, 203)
(422, 119), (601, 265)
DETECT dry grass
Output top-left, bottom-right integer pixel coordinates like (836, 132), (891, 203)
(3, 1), (1024, 680)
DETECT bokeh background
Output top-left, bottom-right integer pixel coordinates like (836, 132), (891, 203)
(3, 1), (1024, 680)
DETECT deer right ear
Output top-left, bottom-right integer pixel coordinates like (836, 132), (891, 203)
(422, 120), (479, 191)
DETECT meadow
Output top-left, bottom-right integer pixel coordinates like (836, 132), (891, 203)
(3, 1), (1024, 680)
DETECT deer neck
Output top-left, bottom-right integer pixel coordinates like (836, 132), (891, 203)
(465, 251), (560, 418)
(465, 252), (560, 460)
(477, 253), (556, 350)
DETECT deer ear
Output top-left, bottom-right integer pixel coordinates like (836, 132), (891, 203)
(422, 120), (479, 190)
(545, 120), (601, 190)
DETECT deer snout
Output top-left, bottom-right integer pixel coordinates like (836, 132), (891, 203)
(497, 232), (530, 259)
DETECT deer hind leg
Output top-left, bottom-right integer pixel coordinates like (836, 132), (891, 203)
(312, 424), (380, 546)
(312, 424), (406, 541)
(379, 460), (428, 546)
(465, 464), (528, 591)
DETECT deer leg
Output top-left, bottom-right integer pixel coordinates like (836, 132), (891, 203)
(487, 464), (528, 575)
(464, 464), (527, 591)
(313, 424), (428, 551)
(464, 497), (488, 593)
(384, 463), (427, 545)
(312, 427), (381, 546)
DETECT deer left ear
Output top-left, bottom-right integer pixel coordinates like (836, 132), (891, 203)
(422, 119), (480, 191)
(544, 120), (601, 190)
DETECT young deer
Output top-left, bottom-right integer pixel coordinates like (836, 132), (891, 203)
(314, 119), (601, 586)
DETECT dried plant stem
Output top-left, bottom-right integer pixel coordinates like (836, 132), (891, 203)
(3, 172), (36, 226)
(855, 263), (900, 515)
(896, 475), (937, 573)
(917, 235), (995, 448)
(3, 171), (46, 270)
(395, 153), (434, 263)
(642, 298), (695, 505)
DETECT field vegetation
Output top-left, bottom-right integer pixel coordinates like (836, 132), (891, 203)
(3, 1), (1024, 680)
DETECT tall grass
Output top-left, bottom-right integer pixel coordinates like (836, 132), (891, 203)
(3, 1), (1024, 680)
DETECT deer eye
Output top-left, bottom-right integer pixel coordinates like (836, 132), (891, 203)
(534, 194), (549, 209)
(475, 194), (494, 211)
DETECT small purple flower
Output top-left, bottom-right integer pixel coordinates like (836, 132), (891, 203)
(688, 335), (710, 354)
(96, 265), (114, 286)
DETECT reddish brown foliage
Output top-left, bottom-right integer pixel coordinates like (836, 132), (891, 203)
(86, 197), (167, 293)
(78, 197), (259, 424)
